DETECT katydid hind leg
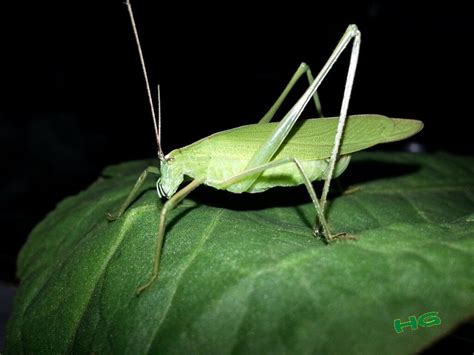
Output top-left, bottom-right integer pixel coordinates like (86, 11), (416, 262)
(107, 166), (160, 221)
(258, 62), (322, 124)
(239, 25), (363, 193)
(304, 66), (323, 118)
(319, 26), (361, 213)
(136, 179), (203, 295)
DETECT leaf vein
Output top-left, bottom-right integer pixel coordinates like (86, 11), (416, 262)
(398, 192), (431, 223)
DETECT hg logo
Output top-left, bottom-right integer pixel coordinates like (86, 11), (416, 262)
(394, 311), (441, 334)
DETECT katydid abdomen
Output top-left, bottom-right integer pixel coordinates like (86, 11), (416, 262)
(158, 114), (423, 196)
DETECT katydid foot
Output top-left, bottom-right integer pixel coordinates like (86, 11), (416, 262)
(313, 228), (358, 242)
(106, 212), (121, 221)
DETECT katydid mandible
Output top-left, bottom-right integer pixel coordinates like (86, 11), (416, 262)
(108, 1), (423, 295)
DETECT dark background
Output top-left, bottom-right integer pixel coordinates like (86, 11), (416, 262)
(1, 1), (473, 352)
(1, 1), (473, 283)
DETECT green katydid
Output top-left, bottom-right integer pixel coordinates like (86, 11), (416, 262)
(108, 1), (423, 295)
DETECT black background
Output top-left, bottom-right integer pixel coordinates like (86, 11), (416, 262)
(1, 1), (473, 283)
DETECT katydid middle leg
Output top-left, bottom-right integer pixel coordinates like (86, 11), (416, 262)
(217, 156), (352, 241)
(136, 178), (203, 295)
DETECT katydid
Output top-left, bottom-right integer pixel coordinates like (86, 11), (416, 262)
(108, 1), (423, 295)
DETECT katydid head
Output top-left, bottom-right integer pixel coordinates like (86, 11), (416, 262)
(156, 156), (183, 198)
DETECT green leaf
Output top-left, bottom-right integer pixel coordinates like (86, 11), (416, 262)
(6, 152), (474, 354)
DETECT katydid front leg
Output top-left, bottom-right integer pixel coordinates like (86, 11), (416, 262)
(107, 166), (160, 221)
